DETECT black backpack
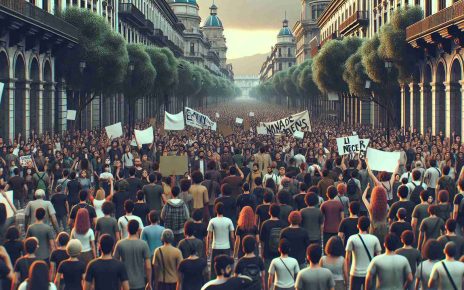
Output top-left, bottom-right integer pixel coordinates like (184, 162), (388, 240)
(410, 183), (422, 205)
(240, 261), (261, 290)
(268, 226), (282, 255)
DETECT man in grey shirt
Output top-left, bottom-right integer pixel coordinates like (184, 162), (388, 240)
(296, 244), (335, 290)
(25, 207), (55, 262)
(25, 189), (59, 232)
(429, 242), (464, 290)
(114, 219), (152, 290)
(366, 234), (413, 290)
(300, 192), (324, 243)
(143, 174), (164, 211)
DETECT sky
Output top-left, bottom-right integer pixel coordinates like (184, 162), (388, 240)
(197, 0), (300, 59)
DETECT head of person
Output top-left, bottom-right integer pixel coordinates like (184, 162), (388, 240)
(24, 237), (38, 255)
(446, 219), (457, 233)
(279, 239), (291, 255)
(412, 170), (421, 181)
(444, 242), (457, 259)
(422, 239), (443, 261)
(326, 186), (338, 200)
(242, 183), (250, 193)
(215, 202), (224, 216)
(191, 171), (204, 184)
(161, 229), (174, 245)
(95, 189), (105, 201)
(184, 221), (195, 238)
(34, 189), (46, 200)
(149, 210), (160, 225)
(430, 159), (437, 167)
(56, 232), (70, 247)
(420, 190), (430, 203)
(180, 179), (191, 192)
(269, 204), (280, 218)
(371, 186), (388, 221)
(79, 190), (88, 202)
(358, 216), (370, 232)
(428, 204), (438, 216)
(397, 185), (409, 199)
(171, 186), (180, 198)
(5, 226), (19, 242)
(128, 167), (136, 177)
(66, 239), (82, 258)
(307, 244), (323, 265)
(127, 219), (140, 236)
(229, 166), (237, 176)
(304, 192), (319, 207)
(349, 201), (360, 216)
(238, 206), (255, 230)
(337, 183), (347, 196)
(99, 234), (115, 255)
(401, 230), (414, 246)
(124, 200), (134, 214)
(74, 208), (90, 235)
(27, 261), (50, 289)
(35, 207), (46, 222)
(263, 191), (273, 204)
(102, 201), (114, 216)
(277, 190), (290, 205)
(288, 211), (302, 226)
(221, 184), (233, 196)
(242, 235), (256, 255)
(325, 236), (344, 258)
(255, 176), (263, 187)
(384, 233), (400, 252)
(192, 209), (203, 222)
(438, 190), (449, 203)
(214, 255), (235, 278)
(397, 208), (407, 221)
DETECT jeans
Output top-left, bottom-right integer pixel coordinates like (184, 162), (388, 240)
(56, 215), (67, 232)
(211, 248), (230, 279)
(350, 276), (366, 290)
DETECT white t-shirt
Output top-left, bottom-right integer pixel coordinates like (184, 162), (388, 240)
(118, 215), (144, 239)
(406, 180), (427, 195)
(19, 281), (57, 290)
(424, 167), (441, 189)
(269, 256), (300, 288)
(207, 216), (234, 249)
(93, 199), (105, 218)
(430, 260), (464, 290)
(71, 228), (95, 252)
(346, 233), (381, 277)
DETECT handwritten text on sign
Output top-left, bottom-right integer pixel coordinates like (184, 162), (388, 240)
(262, 111), (311, 135)
(336, 135), (360, 155)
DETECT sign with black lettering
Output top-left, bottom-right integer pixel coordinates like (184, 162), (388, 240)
(261, 111), (311, 135)
(184, 107), (217, 131)
(336, 135), (360, 155)
(359, 139), (370, 158)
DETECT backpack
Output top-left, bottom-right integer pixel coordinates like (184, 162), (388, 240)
(240, 261), (261, 287)
(268, 226), (282, 255)
(410, 183), (422, 205)
(36, 173), (48, 191)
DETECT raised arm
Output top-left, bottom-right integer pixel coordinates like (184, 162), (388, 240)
(389, 161), (400, 186)
(366, 159), (380, 186)
(362, 183), (371, 211)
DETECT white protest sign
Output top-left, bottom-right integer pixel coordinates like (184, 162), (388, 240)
(257, 126), (267, 135)
(54, 143), (62, 153)
(249, 112), (255, 117)
(235, 118), (243, 124)
(66, 110), (77, 121)
(336, 135), (360, 155)
(12, 148), (19, 157)
(19, 155), (33, 167)
(366, 148), (400, 172)
(293, 131), (304, 139)
(185, 107), (217, 131)
(135, 127), (154, 145)
(130, 139), (137, 147)
(105, 122), (123, 140)
(0, 191), (14, 218)
(215, 112), (220, 118)
(353, 131), (357, 135)
(262, 110), (311, 135)
(328, 91), (339, 101)
(164, 111), (185, 131)
(0, 82), (4, 105)
(359, 139), (370, 158)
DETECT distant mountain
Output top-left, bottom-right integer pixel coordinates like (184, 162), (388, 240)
(228, 53), (268, 75)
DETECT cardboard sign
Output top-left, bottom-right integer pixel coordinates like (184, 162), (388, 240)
(105, 122), (123, 140)
(262, 111), (311, 135)
(0, 82), (4, 105)
(293, 131), (304, 139)
(135, 127), (154, 145)
(0, 191), (14, 218)
(359, 139), (370, 158)
(54, 143), (62, 153)
(366, 148), (400, 172)
(249, 112), (255, 117)
(185, 107), (217, 131)
(336, 135), (360, 155)
(218, 123), (233, 137)
(19, 155), (33, 167)
(235, 118), (243, 124)
(159, 156), (188, 176)
(66, 110), (77, 121)
(164, 111), (185, 131)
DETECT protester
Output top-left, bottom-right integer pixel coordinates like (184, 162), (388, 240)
(18, 260), (57, 290)
(429, 242), (464, 289)
(153, 229), (182, 290)
(54, 239), (86, 290)
(268, 239), (300, 290)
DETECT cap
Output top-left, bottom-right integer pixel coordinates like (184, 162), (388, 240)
(66, 239), (82, 257)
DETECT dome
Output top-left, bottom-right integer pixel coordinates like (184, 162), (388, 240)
(277, 19), (293, 37)
(173, 0), (197, 4)
(203, 3), (223, 27)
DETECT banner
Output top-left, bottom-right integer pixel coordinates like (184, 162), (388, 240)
(359, 139), (370, 158)
(293, 131), (304, 139)
(0, 191), (14, 218)
(236, 118), (243, 124)
(215, 112), (220, 118)
(135, 127), (154, 145)
(366, 148), (400, 172)
(218, 123), (233, 137)
(262, 110), (311, 135)
(159, 156), (189, 176)
(336, 135), (360, 155)
(185, 107), (217, 131)
(257, 126), (267, 135)
(164, 111), (185, 131)
(105, 122), (123, 140)
(66, 110), (77, 121)
(19, 155), (33, 167)
(0, 82), (4, 105)
(249, 112), (255, 117)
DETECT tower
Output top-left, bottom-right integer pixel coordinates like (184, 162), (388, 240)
(202, 2), (228, 68)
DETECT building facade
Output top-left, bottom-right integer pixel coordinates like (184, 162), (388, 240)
(234, 75), (260, 98)
(259, 19), (296, 82)
(293, 0), (330, 64)
(403, 0), (464, 138)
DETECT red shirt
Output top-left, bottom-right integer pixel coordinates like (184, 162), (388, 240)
(320, 199), (343, 233)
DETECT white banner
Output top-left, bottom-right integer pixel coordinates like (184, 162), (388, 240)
(215, 112), (220, 118)
(19, 155), (33, 167)
(257, 126), (267, 135)
(359, 139), (370, 158)
(336, 135), (360, 155)
(0, 82), (4, 105)
(164, 111), (185, 131)
(66, 110), (77, 121)
(185, 107), (217, 131)
(135, 127), (154, 145)
(262, 110), (311, 135)
(293, 131), (304, 139)
(249, 112), (255, 117)
(105, 122), (123, 140)
(366, 148), (400, 172)
(236, 118), (243, 124)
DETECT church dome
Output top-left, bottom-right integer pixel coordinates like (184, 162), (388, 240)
(203, 3), (223, 27)
(278, 19), (293, 37)
(173, 0), (197, 4)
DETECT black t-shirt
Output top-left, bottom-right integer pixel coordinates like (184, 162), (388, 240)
(50, 249), (69, 270)
(389, 200), (416, 222)
(234, 256), (265, 288)
(178, 258), (207, 290)
(215, 196), (237, 224)
(67, 180), (81, 206)
(133, 203), (150, 226)
(252, 188), (265, 205)
(294, 193), (307, 211)
(85, 258), (128, 290)
(280, 227), (310, 265)
(8, 176), (25, 199)
(14, 257), (37, 283)
(190, 222), (208, 242)
(126, 177), (143, 200)
(259, 219), (286, 259)
(4, 240), (23, 266)
(236, 194), (257, 213)
(69, 203), (97, 221)
(255, 204), (270, 229)
(453, 194), (464, 224)
(58, 259), (86, 290)
(51, 193), (68, 217)
(279, 205), (293, 226)
(203, 276), (254, 290)
(338, 217), (359, 245)
(113, 191), (131, 219)
(236, 226), (259, 258)
(390, 221), (413, 240)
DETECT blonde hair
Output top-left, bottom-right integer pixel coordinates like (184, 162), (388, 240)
(95, 189), (105, 201)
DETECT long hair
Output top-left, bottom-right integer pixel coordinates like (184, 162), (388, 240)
(26, 261), (49, 290)
(370, 186), (388, 222)
(0, 204), (7, 225)
(237, 206), (255, 231)
(95, 189), (105, 201)
(74, 208), (90, 235)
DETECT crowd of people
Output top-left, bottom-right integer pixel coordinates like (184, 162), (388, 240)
(0, 99), (463, 290)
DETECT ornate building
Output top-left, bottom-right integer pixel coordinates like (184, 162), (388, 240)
(259, 19), (296, 81)
(234, 75), (260, 98)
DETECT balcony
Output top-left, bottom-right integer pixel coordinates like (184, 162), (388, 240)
(406, 0), (464, 45)
(118, 3), (145, 28)
(0, 0), (78, 43)
(339, 11), (369, 35)
(167, 39), (183, 57)
(141, 19), (154, 35)
(320, 31), (338, 47)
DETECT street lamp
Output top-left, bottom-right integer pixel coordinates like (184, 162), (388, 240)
(79, 61), (86, 74)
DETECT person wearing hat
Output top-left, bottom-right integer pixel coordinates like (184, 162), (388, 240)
(153, 229), (182, 290)
(54, 239), (86, 290)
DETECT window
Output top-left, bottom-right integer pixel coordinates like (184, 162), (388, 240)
(425, 0), (431, 16)
(190, 42), (195, 54)
(278, 48), (282, 57)
(374, 19), (377, 33)
(289, 62), (293, 67)
(279, 63), (283, 71)
(288, 47), (291, 56)
(438, 0), (446, 10)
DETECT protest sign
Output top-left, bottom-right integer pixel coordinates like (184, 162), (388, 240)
(336, 135), (360, 155)
(218, 123), (233, 136)
(105, 122), (123, 140)
(262, 110), (311, 135)
(135, 127), (154, 145)
(19, 155), (33, 167)
(66, 110), (77, 121)
(130, 139), (137, 147)
(293, 131), (304, 139)
(366, 148), (400, 172)
(164, 111), (185, 131)
(257, 126), (267, 135)
(215, 112), (220, 118)
(0, 191), (14, 218)
(149, 118), (156, 127)
(159, 156), (188, 176)
(185, 107), (217, 131)
(249, 112), (255, 117)
(235, 118), (243, 124)
(359, 139), (370, 158)
(0, 82), (4, 104)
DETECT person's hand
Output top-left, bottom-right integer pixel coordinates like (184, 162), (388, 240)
(366, 183), (371, 190)
(145, 283), (152, 290)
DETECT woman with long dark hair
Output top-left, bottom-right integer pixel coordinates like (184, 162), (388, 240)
(18, 260), (56, 290)
(70, 209), (96, 266)
(0, 193), (16, 244)
(234, 206), (259, 258)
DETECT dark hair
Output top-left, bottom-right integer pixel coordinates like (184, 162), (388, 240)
(69, 172), (77, 179)
(446, 219), (457, 232)
(180, 179), (192, 192)
(99, 234), (115, 254)
(445, 242), (457, 258)
(24, 237), (38, 254)
(325, 236), (344, 257)
(127, 219), (139, 235)
(358, 216), (370, 232)
(269, 204), (280, 218)
(27, 261), (49, 290)
(214, 255), (234, 276)
(263, 191), (273, 203)
(13, 168), (20, 175)
(172, 186), (180, 197)
(191, 171), (204, 184)
(254, 177), (263, 186)
(438, 190), (449, 203)
(305, 192), (319, 207)
(327, 186), (338, 199)
(420, 190), (429, 201)
(35, 208), (46, 221)
(422, 239), (443, 260)
(229, 167), (237, 175)
(102, 201), (114, 215)
(192, 209), (203, 221)
(384, 234), (400, 251)
(5, 226), (19, 241)
(242, 183), (250, 192)
(242, 235), (256, 254)
(279, 239), (291, 255)
(149, 210), (160, 224)
(349, 201), (360, 215)
(412, 170), (421, 181)
(149, 174), (156, 183)
(215, 202), (224, 215)
(124, 200), (134, 213)
(397, 185), (409, 199)
(57, 232), (70, 247)
(128, 167), (136, 176)
(428, 204), (438, 215)
(277, 190), (290, 205)
(184, 221), (195, 237)
(307, 244), (323, 264)
(136, 190), (144, 201)
(443, 165), (451, 175)
(397, 208), (407, 220)
(221, 184), (233, 196)
(401, 230), (414, 246)
(79, 190), (88, 201)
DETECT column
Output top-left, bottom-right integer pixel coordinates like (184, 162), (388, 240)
(444, 81), (452, 138)
(55, 81), (67, 132)
(7, 80), (15, 141)
(400, 84), (406, 129)
(461, 81), (464, 138)
(24, 81), (31, 138)
(37, 82), (44, 135)
(409, 82), (419, 131)
(431, 82), (438, 135)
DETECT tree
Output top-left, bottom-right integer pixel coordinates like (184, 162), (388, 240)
(123, 44), (156, 132)
(298, 59), (320, 109)
(58, 8), (128, 128)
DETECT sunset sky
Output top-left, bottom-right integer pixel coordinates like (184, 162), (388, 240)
(197, 0), (300, 59)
